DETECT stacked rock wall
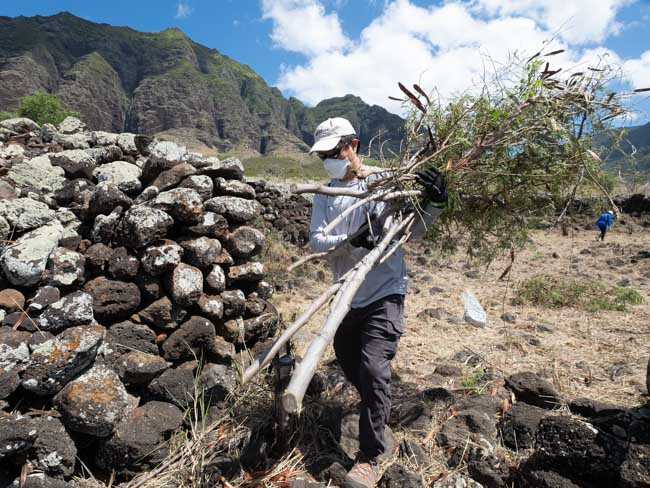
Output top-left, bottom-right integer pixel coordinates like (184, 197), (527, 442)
(0, 116), (278, 484)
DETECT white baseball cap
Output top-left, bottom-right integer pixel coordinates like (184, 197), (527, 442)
(309, 117), (356, 154)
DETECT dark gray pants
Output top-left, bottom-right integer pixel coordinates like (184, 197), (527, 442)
(333, 294), (404, 459)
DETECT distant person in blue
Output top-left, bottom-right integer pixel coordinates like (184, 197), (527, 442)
(596, 210), (614, 241)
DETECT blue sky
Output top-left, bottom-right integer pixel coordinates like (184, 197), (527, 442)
(2, 0), (649, 122)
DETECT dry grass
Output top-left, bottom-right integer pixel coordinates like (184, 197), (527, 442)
(276, 220), (650, 408)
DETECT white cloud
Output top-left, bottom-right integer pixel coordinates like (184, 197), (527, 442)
(265, 0), (644, 115)
(175, 0), (194, 19)
(623, 50), (650, 89)
(261, 0), (349, 56)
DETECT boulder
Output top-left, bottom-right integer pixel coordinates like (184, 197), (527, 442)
(0, 117), (39, 133)
(151, 163), (196, 191)
(140, 239), (183, 275)
(84, 277), (141, 322)
(93, 161), (142, 194)
(0, 198), (56, 232)
(178, 236), (222, 268)
(7, 155), (65, 194)
(199, 362), (238, 404)
(179, 175), (213, 201)
(225, 226), (265, 258)
(138, 296), (187, 330)
(87, 182), (133, 217)
(26, 415), (77, 478)
(91, 206), (124, 244)
(0, 289), (25, 312)
(83, 243), (113, 272)
(378, 463), (424, 488)
(104, 320), (158, 357)
(205, 264), (226, 292)
(205, 196), (262, 223)
(195, 156), (244, 180)
(500, 402), (547, 450)
(197, 295), (224, 321)
(49, 149), (95, 178)
(44, 247), (85, 287)
(505, 372), (561, 409)
(221, 289), (246, 318)
(57, 116), (86, 134)
(118, 205), (174, 248)
(54, 364), (136, 437)
(91, 131), (119, 146)
(27, 286), (60, 313)
(166, 263), (203, 307)
(108, 247), (140, 280)
(228, 262), (266, 281)
(146, 365), (196, 407)
(188, 211), (229, 238)
(114, 350), (169, 385)
(38, 291), (94, 332)
(152, 188), (204, 224)
(22, 325), (105, 396)
(96, 400), (183, 471)
(162, 316), (217, 362)
(1, 221), (63, 287)
(213, 177), (255, 199)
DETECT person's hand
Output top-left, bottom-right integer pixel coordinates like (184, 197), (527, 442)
(349, 215), (382, 250)
(415, 167), (448, 206)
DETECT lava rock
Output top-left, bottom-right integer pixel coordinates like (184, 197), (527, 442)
(93, 161), (142, 194)
(0, 411), (36, 460)
(205, 264), (227, 292)
(146, 365), (195, 407)
(228, 262), (266, 282)
(151, 163), (196, 191)
(500, 402), (547, 450)
(27, 415), (77, 478)
(0, 289), (25, 312)
(138, 296), (187, 330)
(166, 263), (203, 307)
(221, 289), (246, 318)
(49, 149), (95, 178)
(85, 277), (141, 322)
(198, 294), (224, 321)
(1, 221), (63, 287)
(568, 398), (624, 418)
(96, 400), (184, 471)
(38, 291), (94, 332)
(178, 236), (222, 269)
(378, 463), (424, 488)
(87, 182), (133, 217)
(205, 196), (262, 224)
(83, 243), (114, 272)
(140, 239), (183, 275)
(118, 205), (174, 248)
(54, 364), (136, 437)
(195, 156), (244, 180)
(225, 226), (265, 258)
(162, 316), (217, 362)
(104, 320), (158, 356)
(338, 412), (397, 463)
(152, 188), (204, 224)
(0, 198), (56, 232)
(213, 177), (256, 199)
(505, 372), (561, 409)
(44, 248), (85, 287)
(108, 247), (140, 280)
(114, 350), (169, 385)
(22, 325), (105, 396)
(188, 211), (229, 238)
(179, 175), (213, 201)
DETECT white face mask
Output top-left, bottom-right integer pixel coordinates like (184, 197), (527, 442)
(323, 158), (350, 180)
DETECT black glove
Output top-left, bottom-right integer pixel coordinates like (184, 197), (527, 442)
(349, 215), (383, 250)
(415, 167), (448, 206)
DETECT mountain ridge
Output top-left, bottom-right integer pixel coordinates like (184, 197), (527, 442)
(0, 12), (405, 156)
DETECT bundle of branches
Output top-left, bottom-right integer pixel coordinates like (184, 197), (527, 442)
(243, 50), (647, 415)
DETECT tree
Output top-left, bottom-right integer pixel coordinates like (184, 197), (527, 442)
(16, 92), (79, 125)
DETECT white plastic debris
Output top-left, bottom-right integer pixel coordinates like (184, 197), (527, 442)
(463, 289), (487, 328)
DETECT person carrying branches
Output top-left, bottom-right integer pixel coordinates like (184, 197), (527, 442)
(308, 117), (448, 488)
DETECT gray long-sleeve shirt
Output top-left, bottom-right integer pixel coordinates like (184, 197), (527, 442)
(309, 172), (441, 308)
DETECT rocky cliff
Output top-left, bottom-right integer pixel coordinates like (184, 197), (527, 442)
(0, 12), (405, 156)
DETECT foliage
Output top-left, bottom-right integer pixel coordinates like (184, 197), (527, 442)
(17, 92), (79, 125)
(377, 51), (639, 263)
(461, 368), (486, 392)
(0, 111), (18, 121)
(513, 274), (645, 312)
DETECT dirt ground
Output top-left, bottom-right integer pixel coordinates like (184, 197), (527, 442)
(271, 221), (650, 409)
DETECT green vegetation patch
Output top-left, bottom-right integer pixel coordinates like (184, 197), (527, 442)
(242, 155), (327, 181)
(2, 92), (79, 126)
(514, 274), (645, 312)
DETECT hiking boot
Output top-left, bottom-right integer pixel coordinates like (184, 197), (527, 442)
(343, 455), (379, 488)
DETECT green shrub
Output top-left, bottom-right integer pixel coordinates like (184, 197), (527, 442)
(0, 111), (18, 121)
(514, 275), (645, 312)
(17, 92), (79, 126)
